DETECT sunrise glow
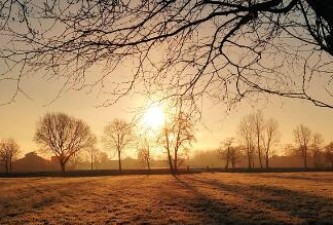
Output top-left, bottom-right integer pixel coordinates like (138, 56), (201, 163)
(143, 105), (165, 130)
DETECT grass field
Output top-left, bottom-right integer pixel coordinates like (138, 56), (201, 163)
(0, 172), (332, 225)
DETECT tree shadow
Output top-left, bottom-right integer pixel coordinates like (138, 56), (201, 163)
(178, 175), (333, 225)
(258, 173), (333, 183)
(170, 176), (291, 225)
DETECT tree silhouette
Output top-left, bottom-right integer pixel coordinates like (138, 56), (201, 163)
(85, 147), (103, 170)
(34, 112), (96, 173)
(324, 142), (333, 170)
(137, 135), (153, 173)
(239, 112), (279, 170)
(293, 124), (312, 169)
(218, 137), (239, 170)
(238, 116), (256, 170)
(103, 119), (133, 172)
(310, 133), (324, 168)
(0, 0), (332, 107)
(261, 118), (280, 169)
(0, 138), (20, 174)
(160, 110), (195, 173)
(250, 111), (265, 169)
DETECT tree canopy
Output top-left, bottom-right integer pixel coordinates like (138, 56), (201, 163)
(0, 0), (332, 108)
(103, 119), (133, 171)
(34, 112), (96, 172)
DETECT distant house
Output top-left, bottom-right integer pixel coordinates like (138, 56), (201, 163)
(12, 152), (58, 172)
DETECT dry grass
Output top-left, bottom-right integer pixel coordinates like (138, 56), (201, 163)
(0, 172), (332, 225)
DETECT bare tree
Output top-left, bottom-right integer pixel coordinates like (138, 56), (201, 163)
(159, 103), (195, 173)
(174, 114), (194, 173)
(172, 111), (195, 172)
(34, 112), (96, 173)
(239, 116), (256, 170)
(229, 146), (240, 169)
(0, 138), (20, 174)
(0, 1), (332, 108)
(85, 147), (102, 170)
(311, 133), (324, 168)
(137, 134), (153, 173)
(218, 137), (235, 171)
(103, 119), (133, 172)
(293, 124), (312, 169)
(239, 112), (280, 170)
(250, 111), (265, 169)
(94, 151), (109, 169)
(84, 149), (109, 170)
(261, 118), (280, 169)
(324, 142), (333, 170)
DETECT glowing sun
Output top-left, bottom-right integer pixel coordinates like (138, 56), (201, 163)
(143, 105), (165, 130)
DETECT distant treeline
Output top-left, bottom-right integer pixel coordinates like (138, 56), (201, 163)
(1, 112), (333, 175)
(1, 167), (332, 178)
(1, 149), (332, 176)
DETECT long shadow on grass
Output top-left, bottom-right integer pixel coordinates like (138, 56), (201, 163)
(258, 174), (333, 183)
(182, 175), (333, 225)
(172, 175), (297, 225)
(172, 175), (236, 225)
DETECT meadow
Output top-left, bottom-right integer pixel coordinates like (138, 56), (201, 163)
(0, 172), (332, 225)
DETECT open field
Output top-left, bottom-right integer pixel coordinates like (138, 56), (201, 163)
(0, 172), (332, 225)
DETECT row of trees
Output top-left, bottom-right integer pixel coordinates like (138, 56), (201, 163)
(218, 112), (333, 170)
(293, 125), (333, 169)
(218, 112), (280, 170)
(10, 104), (195, 174)
(238, 112), (280, 169)
(2, 110), (333, 173)
(100, 102), (195, 174)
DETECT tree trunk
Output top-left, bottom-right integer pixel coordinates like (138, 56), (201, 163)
(252, 155), (255, 169)
(91, 154), (94, 170)
(5, 161), (9, 174)
(164, 129), (174, 174)
(265, 153), (269, 169)
(258, 152), (263, 169)
(174, 149), (178, 173)
(9, 158), (12, 172)
(225, 158), (229, 171)
(167, 148), (174, 174)
(231, 159), (236, 169)
(304, 151), (308, 170)
(117, 150), (122, 172)
(225, 148), (230, 171)
(60, 161), (66, 173)
(147, 160), (150, 173)
(257, 138), (263, 169)
(247, 151), (252, 170)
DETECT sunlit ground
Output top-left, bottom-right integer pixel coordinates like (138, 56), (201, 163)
(0, 172), (332, 225)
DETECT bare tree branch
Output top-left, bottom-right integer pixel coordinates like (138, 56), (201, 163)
(0, 0), (332, 108)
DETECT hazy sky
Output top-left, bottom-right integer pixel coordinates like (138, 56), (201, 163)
(0, 72), (332, 159)
(0, 2), (332, 159)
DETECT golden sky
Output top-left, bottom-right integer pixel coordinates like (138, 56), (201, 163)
(0, 73), (332, 159)
(0, 7), (332, 158)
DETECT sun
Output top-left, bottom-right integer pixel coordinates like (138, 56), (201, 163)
(143, 105), (165, 130)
